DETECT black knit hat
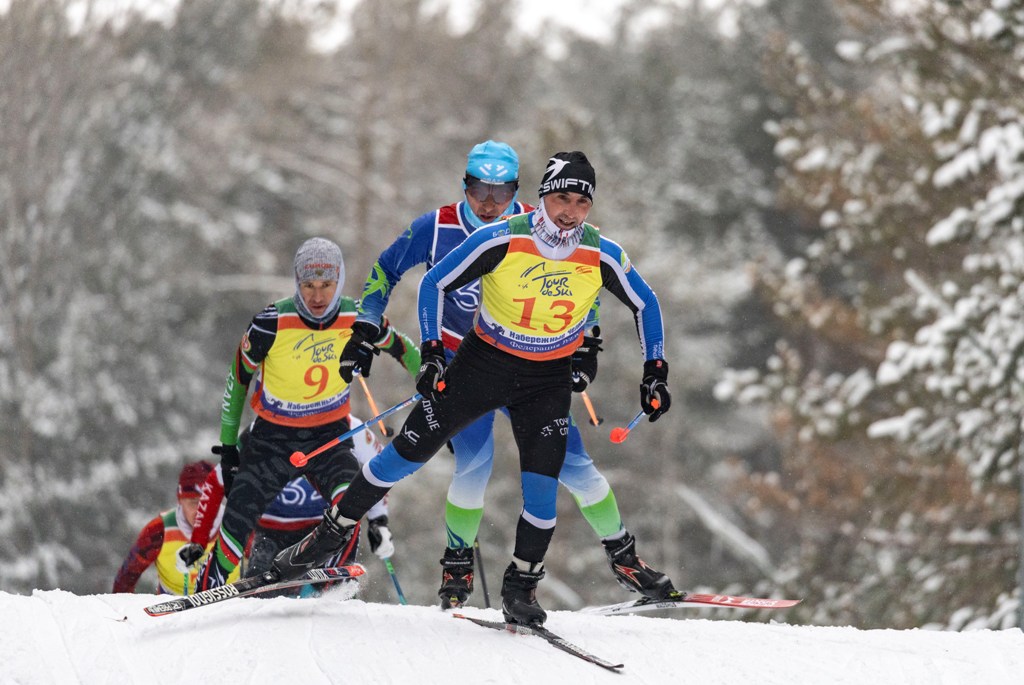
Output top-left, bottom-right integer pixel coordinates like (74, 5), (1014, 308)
(537, 151), (596, 201)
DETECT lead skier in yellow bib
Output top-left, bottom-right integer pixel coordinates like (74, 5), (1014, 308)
(270, 152), (672, 626)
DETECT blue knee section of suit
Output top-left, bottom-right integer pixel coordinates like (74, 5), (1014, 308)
(565, 414), (586, 458)
(447, 410), (496, 508)
(559, 459), (609, 501)
(521, 471), (559, 520)
(368, 443), (423, 484)
(557, 418), (608, 498)
(451, 411), (496, 477)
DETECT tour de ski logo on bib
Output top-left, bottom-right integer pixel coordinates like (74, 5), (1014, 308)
(293, 333), (337, 364)
(521, 262), (574, 297)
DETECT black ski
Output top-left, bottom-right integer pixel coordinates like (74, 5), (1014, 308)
(144, 564), (365, 617)
(453, 613), (623, 672)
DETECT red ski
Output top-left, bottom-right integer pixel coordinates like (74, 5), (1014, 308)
(582, 590), (801, 616)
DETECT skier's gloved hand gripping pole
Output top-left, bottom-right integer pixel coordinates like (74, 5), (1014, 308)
(415, 339), (448, 400)
(211, 443), (240, 493)
(610, 359), (671, 444)
(571, 330), (604, 427)
(289, 393), (422, 467)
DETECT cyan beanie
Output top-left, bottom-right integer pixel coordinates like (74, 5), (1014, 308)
(465, 140), (519, 183)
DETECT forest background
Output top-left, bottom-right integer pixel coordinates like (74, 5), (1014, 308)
(2, 0), (1023, 632)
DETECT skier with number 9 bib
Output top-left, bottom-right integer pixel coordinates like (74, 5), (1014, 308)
(195, 237), (418, 591)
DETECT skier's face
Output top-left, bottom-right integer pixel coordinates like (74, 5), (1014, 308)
(542, 192), (592, 231)
(299, 279), (339, 318)
(179, 497), (200, 526)
(464, 177), (517, 225)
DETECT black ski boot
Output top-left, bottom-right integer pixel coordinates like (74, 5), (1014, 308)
(438, 547), (475, 609)
(272, 506), (356, 581)
(602, 531), (676, 599)
(500, 560), (547, 626)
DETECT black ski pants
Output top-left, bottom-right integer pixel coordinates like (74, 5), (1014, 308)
(338, 330), (573, 563)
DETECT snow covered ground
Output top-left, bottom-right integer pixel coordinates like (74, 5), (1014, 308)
(1, 584), (1022, 684)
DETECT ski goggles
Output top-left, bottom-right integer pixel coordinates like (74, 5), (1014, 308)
(464, 175), (518, 205)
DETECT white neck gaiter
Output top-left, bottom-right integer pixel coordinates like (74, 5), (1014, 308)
(531, 201), (584, 260)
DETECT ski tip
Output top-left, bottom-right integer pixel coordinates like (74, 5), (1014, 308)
(323, 563), (367, 580)
(685, 593), (803, 609)
(144, 602), (184, 617)
(609, 428), (628, 443)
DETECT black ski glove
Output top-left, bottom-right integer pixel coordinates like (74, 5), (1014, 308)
(570, 328), (602, 393)
(640, 359), (671, 422)
(211, 443), (240, 494)
(175, 542), (205, 573)
(339, 321), (382, 383)
(416, 339), (448, 401)
(367, 516), (395, 559)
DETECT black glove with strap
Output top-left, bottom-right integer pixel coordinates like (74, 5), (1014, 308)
(570, 327), (602, 393)
(416, 339), (448, 401)
(640, 359), (671, 422)
(339, 321), (382, 383)
(211, 443), (240, 494)
(175, 542), (205, 573)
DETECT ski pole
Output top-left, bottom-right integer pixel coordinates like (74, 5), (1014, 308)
(384, 558), (408, 605)
(609, 399), (659, 444)
(289, 393), (421, 467)
(581, 391), (604, 426)
(474, 538), (491, 609)
(357, 374), (395, 437)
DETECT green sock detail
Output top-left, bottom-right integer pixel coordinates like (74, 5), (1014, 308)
(576, 489), (624, 539)
(444, 500), (484, 549)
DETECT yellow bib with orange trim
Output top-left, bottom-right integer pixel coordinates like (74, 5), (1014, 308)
(251, 298), (357, 427)
(155, 509), (197, 595)
(154, 509), (239, 595)
(476, 215), (603, 360)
